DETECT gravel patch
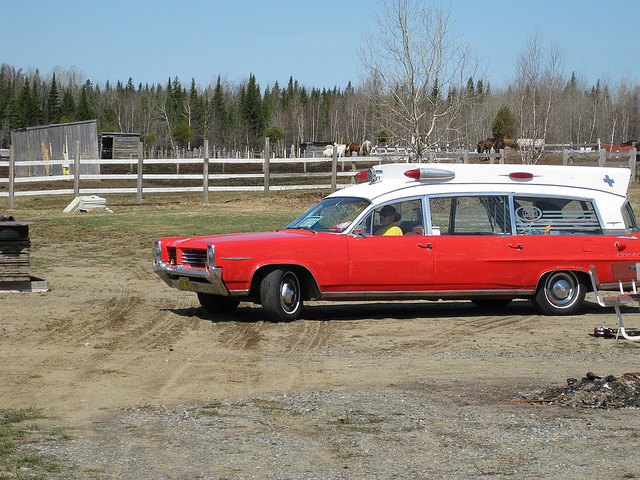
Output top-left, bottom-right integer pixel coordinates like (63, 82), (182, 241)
(25, 381), (640, 480)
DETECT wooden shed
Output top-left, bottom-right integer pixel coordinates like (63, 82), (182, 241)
(99, 132), (140, 159)
(10, 120), (100, 177)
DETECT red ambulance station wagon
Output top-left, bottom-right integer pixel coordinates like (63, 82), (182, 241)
(154, 163), (640, 321)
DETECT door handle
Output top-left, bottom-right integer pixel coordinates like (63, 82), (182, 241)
(508, 243), (524, 250)
(418, 243), (433, 250)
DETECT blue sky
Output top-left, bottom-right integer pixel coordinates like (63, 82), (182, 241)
(4, 0), (639, 91)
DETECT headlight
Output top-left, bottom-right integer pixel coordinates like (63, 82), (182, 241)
(207, 244), (215, 267)
(154, 240), (162, 261)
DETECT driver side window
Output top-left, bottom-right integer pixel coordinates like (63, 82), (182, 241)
(355, 199), (425, 236)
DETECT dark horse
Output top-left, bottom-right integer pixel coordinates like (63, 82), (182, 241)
(477, 135), (505, 153)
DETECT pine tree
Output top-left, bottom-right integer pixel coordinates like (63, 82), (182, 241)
(212, 75), (228, 138)
(4, 88), (20, 131)
(18, 79), (37, 126)
(492, 105), (518, 138)
(466, 77), (475, 98)
(240, 74), (265, 148)
(60, 87), (76, 122)
(188, 78), (204, 147)
(30, 75), (44, 125)
(75, 83), (93, 120)
(45, 73), (60, 123)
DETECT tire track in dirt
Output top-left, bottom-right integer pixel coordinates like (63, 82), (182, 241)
(395, 313), (540, 351)
(215, 318), (267, 350)
(37, 290), (198, 374)
(459, 313), (538, 333)
(89, 292), (200, 354)
(281, 320), (335, 356)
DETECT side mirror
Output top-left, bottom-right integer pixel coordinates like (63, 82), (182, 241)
(352, 226), (367, 238)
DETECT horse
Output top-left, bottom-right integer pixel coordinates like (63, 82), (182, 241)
(477, 138), (495, 153)
(361, 140), (372, 156)
(477, 135), (505, 153)
(322, 143), (347, 157)
(346, 141), (361, 156)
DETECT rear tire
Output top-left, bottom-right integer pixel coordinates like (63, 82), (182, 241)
(197, 293), (240, 314)
(533, 271), (585, 315)
(260, 269), (303, 322)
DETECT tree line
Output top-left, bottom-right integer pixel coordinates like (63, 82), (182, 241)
(1, 61), (638, 158)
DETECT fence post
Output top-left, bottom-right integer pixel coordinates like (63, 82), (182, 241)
(137, 141), (143, 205)
(631, 149), (637, 183)
(8, 145), (14, 210)
(203, 139), (209, 203)
(599, 148), (606, 167)
(562, 149), (568, 166)
(264, 137), (270, 198)
(331, 144), (338, 192)
(74, 140), (80, 198)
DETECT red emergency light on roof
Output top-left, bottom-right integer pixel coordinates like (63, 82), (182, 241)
(355, 170), (371, 181)
(509, 172), (534, 180)
(404, 168), (455, 181)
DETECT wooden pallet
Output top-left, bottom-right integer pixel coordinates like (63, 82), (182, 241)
(0, 239), (30, 282)
(1, 222), (33, 285)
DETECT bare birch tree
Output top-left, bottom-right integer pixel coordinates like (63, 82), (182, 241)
(360, 0), (477, 160)
(512, 31), (565, 163)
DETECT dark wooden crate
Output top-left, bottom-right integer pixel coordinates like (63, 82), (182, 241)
(0, 223), (31, 283)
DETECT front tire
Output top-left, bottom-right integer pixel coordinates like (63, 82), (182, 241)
(197, 293), (240, 314)
(260, 269), (303, 322)
(533, 271), (585, 315)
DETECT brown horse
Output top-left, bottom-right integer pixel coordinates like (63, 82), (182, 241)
(477, 138), (494, 153)
(346, 141), (361, 156)
(477, 135), (505, 153)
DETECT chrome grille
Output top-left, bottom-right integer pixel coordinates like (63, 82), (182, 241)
(180, 249), (207, 267)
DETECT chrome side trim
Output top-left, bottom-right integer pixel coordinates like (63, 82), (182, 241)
(153, 260), (229, 296)
(320, 289), (535, 300)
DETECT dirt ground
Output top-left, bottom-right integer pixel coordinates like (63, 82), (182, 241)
(2, 239), (640, 479)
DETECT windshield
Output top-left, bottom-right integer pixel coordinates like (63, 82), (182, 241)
(285, 197), (370, 233)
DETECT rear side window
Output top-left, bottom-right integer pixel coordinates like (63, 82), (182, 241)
(514, 197), (601, 235)
(429, 196), (511, 235)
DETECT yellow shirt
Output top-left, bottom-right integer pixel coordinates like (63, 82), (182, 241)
(375, 224), (403, 236)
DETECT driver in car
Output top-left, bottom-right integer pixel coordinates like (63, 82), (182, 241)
(375, 205), (403, 236)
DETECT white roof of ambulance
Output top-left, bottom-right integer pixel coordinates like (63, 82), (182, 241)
(329, 163), (632, 229)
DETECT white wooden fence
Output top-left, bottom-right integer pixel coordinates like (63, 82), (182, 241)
(0, 141), (636, 208)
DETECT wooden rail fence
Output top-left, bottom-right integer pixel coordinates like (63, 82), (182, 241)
(0, 139), (636, 208)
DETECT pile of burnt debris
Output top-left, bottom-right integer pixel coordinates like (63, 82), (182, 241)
(511, 372), (640, 409)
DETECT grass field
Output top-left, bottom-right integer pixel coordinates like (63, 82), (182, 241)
(3, 191), (325, 255)
(3, 183), (640, 257)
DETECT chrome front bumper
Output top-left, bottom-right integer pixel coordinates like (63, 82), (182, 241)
(153, 260), (229, 296)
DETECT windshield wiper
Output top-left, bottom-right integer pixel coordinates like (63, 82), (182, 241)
(281, 226), (315, 231)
